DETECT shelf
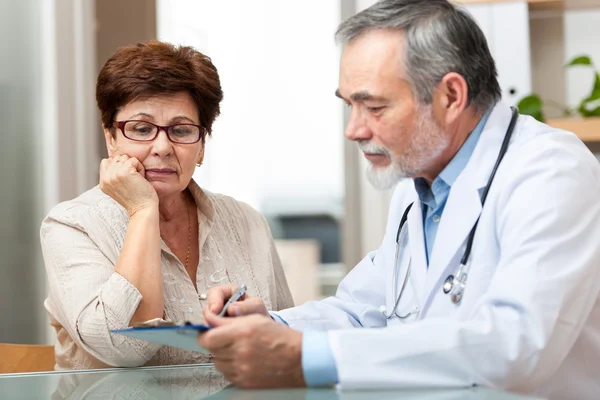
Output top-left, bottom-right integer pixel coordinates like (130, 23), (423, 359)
(546, 117), (600, 143)
(457, 0), (600, 11)
(456, 0), (558, 5)
(529, 0), (600, 11)
(458, 0), (554, 3)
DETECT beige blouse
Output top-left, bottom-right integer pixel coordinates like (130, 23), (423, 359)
(41, 179), (294, 370)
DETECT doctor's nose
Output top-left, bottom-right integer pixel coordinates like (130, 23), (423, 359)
(344, 110), (372, 142)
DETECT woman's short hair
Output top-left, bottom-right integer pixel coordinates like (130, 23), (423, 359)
(96, 40), (223, 136)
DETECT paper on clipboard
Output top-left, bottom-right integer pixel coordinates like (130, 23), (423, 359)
(111, 319), (211, 353)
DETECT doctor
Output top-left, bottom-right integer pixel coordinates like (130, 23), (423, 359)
(198, 0), (600, 396)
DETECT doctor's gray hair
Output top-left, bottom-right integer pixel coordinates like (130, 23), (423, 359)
(336, 0), (501, 112)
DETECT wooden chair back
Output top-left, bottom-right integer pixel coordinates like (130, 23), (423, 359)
(0, 343), (55, 374)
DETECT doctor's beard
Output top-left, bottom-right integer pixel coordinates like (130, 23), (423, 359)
(358, 104), (450, 190)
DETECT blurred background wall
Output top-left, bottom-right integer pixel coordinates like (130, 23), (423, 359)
(1, 0), (599, 344)
(0, 0), (45, 345)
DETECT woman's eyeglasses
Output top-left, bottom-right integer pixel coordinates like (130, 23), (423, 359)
(113, 120), (207, 144)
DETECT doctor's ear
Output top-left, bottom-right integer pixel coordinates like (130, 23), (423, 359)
(434, 72), (469, 125)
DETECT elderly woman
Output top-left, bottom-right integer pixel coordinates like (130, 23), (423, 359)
(40, 41), (294, 370)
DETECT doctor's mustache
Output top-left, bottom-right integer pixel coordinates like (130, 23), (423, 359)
(356, 140), (391, 156)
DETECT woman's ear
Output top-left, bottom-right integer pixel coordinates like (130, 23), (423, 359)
(103, 128), (116, 157)
(196, 145), (205, 167)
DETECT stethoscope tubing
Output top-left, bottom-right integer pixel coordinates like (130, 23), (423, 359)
(384, 107), (519, 318)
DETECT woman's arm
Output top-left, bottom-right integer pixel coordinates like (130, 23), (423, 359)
(41, 215), (162, 367)
(114, 206), (163, 325)
(99, 154), (164, 325)
(268, 239), (295, 311)
(41, 153), (166, 367)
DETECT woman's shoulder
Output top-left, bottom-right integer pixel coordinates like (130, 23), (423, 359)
(42, 185), (124, 231)
(204, 190), (265, 223)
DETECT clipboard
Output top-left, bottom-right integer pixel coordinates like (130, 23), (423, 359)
(111, 319), (211, 353)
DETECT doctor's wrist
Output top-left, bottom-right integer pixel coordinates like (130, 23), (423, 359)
(290, 331), (307, 387)
(301, 331), (339, 387)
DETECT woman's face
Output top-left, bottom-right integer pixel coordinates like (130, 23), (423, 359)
(104, 91), (205, 200)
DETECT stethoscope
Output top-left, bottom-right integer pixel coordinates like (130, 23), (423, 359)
(382, 107), (520, 319)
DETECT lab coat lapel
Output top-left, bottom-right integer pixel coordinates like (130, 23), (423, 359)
(422, 102), (515, 309)
(407, 200), (427, 309)
(423, 176), (482, 304)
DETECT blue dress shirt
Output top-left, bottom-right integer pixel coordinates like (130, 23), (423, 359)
(414, 109), (491, 265)
(278, 108), (492, 387)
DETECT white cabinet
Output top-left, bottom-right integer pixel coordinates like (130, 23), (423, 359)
(357, 1), (532, 107)
(462, 1), (532, 107)
(462, 3), (493, 39)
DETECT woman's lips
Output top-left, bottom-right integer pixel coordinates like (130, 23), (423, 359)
(145, 168), (176, 178)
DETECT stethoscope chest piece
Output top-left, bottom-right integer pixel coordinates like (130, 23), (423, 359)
(442, 275), (454, 294)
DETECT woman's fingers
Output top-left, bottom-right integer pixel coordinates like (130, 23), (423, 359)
(98, 154), (158, 215)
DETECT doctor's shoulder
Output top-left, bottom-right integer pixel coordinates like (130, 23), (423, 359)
(487, 115), (600, 223)
(387, 180), (417, 220)
(509, 115), (600, 181)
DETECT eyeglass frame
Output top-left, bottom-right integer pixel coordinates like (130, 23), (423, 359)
(113, 120), (208, 144)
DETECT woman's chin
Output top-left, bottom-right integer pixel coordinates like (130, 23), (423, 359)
(150, 181), (182, 199)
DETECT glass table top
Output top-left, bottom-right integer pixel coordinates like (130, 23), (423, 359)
(0, 364), (544, 400)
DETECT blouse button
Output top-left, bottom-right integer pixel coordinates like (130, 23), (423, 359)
(199, 293), (208, 300)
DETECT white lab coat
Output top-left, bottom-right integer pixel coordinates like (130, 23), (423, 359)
(276, 102), (600, 398)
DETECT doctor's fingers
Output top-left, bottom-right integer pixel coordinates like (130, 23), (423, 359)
(205, 285), (245, 314)
(202, 315), (272, 351)
(199, 320), (249, 350)
(227, 297), (269, 317)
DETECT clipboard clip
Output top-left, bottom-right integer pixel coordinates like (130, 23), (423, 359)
(131, 318), (202, 328)
(131, 318), (178, 328)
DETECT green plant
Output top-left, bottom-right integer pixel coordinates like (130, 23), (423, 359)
(517, 54), (600, 122)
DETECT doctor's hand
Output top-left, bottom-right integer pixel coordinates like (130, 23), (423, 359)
(199, 313), (305, 389)
(203, 285), (269, 318)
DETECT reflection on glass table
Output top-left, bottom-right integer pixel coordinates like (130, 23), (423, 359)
(0, 364), (544, 400)
(1, 364), (227, 400)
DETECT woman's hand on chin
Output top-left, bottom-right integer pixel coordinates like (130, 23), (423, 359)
(100, 152), (158, 216)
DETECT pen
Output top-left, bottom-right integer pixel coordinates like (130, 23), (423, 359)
(217, 284), (247, 317)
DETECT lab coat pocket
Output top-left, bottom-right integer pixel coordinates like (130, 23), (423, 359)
(456, 262), (498, 318)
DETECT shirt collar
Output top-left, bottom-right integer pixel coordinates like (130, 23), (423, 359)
(438, 108), (492, 187)
(413, 106), (493, 204)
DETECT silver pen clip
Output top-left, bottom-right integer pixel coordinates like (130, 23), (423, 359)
(217, 284), (247, 317)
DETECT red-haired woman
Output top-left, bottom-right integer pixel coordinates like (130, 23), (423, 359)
(40, 41), (293, 370)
